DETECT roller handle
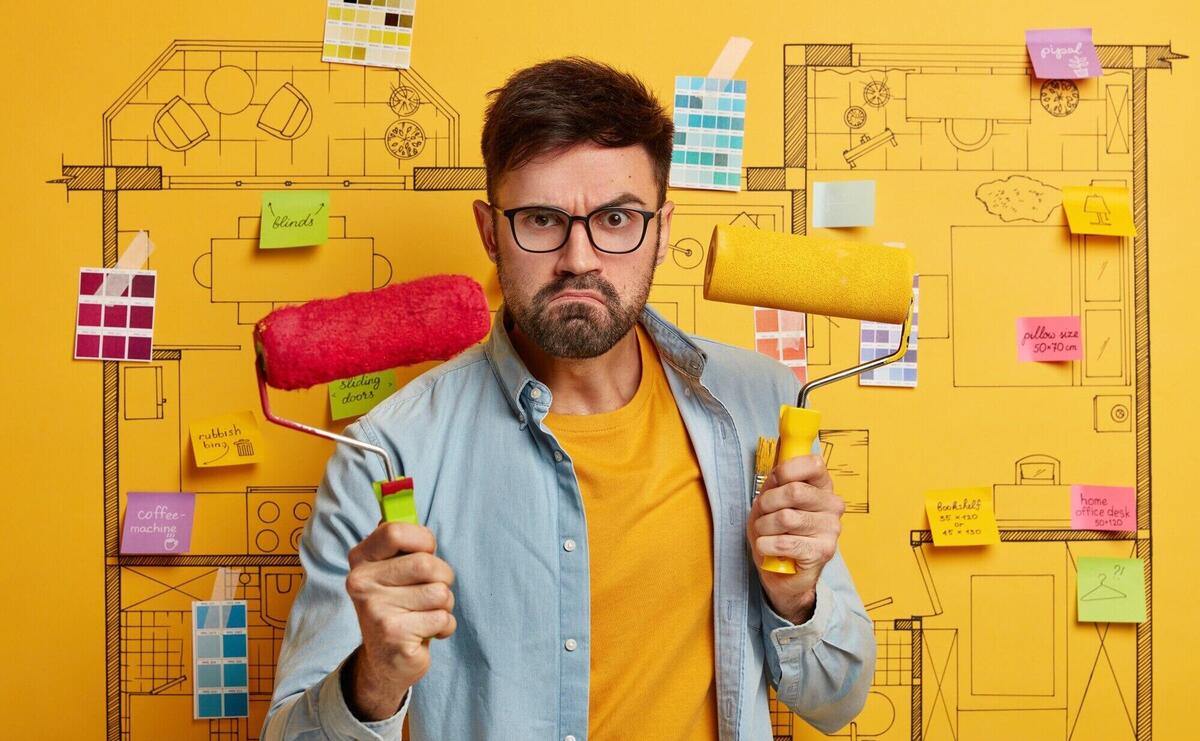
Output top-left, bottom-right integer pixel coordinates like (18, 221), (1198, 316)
(762, 405), (823, 574)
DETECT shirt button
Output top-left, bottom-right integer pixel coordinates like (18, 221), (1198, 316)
(563, 538), (576, 552)
(564, 638), (578, 651)
(553, 450), (563, 462)
(565, 736), (577, 741)
(530, 387), (542, 399)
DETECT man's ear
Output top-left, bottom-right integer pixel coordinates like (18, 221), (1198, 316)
(653, 200), (675, 266)
(472, 200), (499, 264)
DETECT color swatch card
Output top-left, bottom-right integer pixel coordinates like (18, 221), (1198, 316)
(754, 308), (807, 383)
(1017, 315), (1082, 362)
(1026, 28), (1102, 79)
(1062, 185), (1135, 237)
(75, 268), (156, 362)
(813, 180), (876, 228)
(323, 0), (415, 70)
(329, 369), (397, 420)
(1077, 557), (1145, 623)
(1071, 485), (1136, 531)
(121, 492), (195, 554)
(925, 487), (1000, 546)
(189, 411), (265, 468)
(669, 76), (746, 191)
(193, 600), (249, 718)
(260, 191), (329, 248)
(860, 276), (918, 387)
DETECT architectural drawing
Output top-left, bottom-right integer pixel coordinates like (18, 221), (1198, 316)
(57, 38), (1180, 740)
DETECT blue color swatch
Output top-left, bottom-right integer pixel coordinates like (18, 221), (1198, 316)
(193, 600), (251, 719)
(668, 76), (747, 192)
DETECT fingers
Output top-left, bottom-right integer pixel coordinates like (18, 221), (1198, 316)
(754, 532), (838, 567)
(751, 507), (841, 537)
(757, 480), (845, 517)
(350, 522), (437, 568)
(762, 454), (834, 492)
(347, 552), (456, 600)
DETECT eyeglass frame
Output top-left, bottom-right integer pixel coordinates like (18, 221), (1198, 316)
(490, 203), (662, 254)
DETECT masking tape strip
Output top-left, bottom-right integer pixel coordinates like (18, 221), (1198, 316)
(210, 567), (242, 602)
(96, 231), (156, 296)
(707, 36), (753, 79)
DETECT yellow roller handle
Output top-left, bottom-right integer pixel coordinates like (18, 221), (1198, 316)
(762, 405), (823, 575)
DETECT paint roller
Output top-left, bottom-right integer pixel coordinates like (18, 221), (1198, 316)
(254, 274), (491, 523)
(704, 225), (914, 573)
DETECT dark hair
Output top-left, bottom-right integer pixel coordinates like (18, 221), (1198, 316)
(481, 57), (674, 206)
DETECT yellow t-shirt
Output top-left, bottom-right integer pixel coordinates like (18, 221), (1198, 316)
(544, 326), (719, 741)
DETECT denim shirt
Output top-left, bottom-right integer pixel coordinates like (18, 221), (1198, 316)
(263, 305), (875, 741)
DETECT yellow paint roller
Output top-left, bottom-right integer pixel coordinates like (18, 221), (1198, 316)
(704, 225), (915, 573)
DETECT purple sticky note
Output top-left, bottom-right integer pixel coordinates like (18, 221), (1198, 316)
(1016, 316), (1082, 362)
(1071, 485), (1135, 531)
(1026, 28), (1103, 79)
(121, 492), (196, 554)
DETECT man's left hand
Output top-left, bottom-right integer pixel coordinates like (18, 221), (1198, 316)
(746, 454), (845, 624)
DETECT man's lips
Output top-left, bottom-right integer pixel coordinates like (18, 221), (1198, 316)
(548, 291), (605, 306)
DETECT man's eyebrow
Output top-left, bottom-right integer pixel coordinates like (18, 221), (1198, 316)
(596, 193), (649, 209)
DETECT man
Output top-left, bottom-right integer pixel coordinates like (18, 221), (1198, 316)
(265, 58), (874, 741)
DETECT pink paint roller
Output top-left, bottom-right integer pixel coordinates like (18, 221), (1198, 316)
(254, 275), (491, 522)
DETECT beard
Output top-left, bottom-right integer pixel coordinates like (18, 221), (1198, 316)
(497, 239), (657, 359)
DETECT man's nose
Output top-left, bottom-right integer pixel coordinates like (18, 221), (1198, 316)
(555, 218), (602, 275)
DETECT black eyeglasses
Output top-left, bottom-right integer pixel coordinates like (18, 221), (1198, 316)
(492, 204), (661, 254)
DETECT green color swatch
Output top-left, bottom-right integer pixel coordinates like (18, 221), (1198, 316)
(1077, 557), (1145, 623)
(260, 191), (329, 248)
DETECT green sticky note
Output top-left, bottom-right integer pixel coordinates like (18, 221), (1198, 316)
(1077, 557), (1145, 623)
(329, 370), (397, 420)
(260, 190), (329, 248)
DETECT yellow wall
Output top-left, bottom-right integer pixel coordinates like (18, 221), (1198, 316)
(1, 1), (1197, 738)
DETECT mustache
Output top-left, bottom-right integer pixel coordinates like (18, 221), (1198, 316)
(532, 274), (620, 307)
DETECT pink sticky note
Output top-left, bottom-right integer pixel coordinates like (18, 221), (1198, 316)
(121, 492), (195, 553)
(1026, 28), (1103, 79)
(1017, 316), (1082, 362)
(1071, 485), (1135, 531)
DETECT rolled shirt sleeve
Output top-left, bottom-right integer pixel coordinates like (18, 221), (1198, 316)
(759, 550), (876, 734)
(261, 419), (411, 740)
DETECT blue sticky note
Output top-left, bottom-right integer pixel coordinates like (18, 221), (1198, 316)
(813, 180), (877, 228)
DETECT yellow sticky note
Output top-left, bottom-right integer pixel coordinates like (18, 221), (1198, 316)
(189, 411), (265, 468)
(924, 487), (1000, 546)
(1062, 185), (1135, 237)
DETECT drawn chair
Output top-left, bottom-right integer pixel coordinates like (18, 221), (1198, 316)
(152, 96), (209, 152)
(258, 83), (313, 141)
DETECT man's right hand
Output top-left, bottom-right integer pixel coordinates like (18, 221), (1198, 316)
(344, 521), (457, 722)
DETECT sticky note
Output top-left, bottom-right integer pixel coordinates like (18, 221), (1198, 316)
(1025, 28), (1102, 79)
(1077, 557), (1145, 623)
(1062, 185), (1135, 237)
(260, 191), (329, 248)
(925, 487), (1000, 546)
(121, 492), (196, 553)
(1017, 316), (1082, 362)
(1071, 485), (1136, 531)
(189, 411), (265, 468)
(193, 600), (250, 718)
(669, 76), (747, 191)
(329, 370), (397, 420)
(813, 181), (876, 227)
(75, 268), (156, 362)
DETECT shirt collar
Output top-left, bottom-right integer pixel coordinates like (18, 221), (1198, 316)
(483, 303), (709, 421)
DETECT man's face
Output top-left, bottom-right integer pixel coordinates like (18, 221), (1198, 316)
(473, 142), (674, 359)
